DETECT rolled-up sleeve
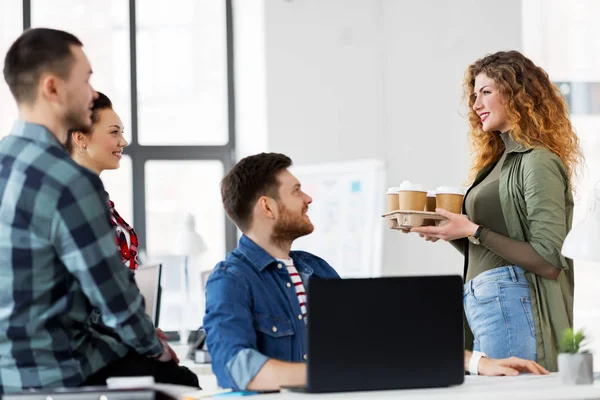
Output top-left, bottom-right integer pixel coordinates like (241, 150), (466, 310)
(226, 348), (269, 390)
(523, 151), (571, 269)
(203, 267), (269, 390)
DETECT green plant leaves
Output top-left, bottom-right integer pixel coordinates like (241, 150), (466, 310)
(559, 328), (587, 354)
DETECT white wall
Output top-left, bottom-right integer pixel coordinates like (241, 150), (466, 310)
(233, 0), (269, 159)
(264, 0), (385, 164)
(236, 0), (522, 276)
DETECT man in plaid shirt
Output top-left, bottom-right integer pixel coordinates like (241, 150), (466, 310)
(0, 29), (198, 393)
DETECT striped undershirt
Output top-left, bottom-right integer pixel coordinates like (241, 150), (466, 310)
(279, 258), (307, 320)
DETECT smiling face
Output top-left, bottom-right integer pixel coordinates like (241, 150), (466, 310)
(472, 73), (511, 133)
(72, 107), (127, 174)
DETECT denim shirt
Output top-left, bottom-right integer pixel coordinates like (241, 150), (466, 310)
(203, 235), (340, 390)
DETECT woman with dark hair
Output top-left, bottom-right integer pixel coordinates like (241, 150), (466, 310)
(67, 92), (139, 270)
(412, 50), (583, 372)
(66, 92), (201, 384)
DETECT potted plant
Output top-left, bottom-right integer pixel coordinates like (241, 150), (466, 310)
(557, 328), (594, 385)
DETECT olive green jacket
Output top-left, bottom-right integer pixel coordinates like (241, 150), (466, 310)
(463, 139), (574, 372)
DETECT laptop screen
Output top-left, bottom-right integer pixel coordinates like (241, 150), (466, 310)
(305, 275), (464, 392)
(133, 263), (162, 326)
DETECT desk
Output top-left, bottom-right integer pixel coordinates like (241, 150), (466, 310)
(207, 374), (600, 400)
(173, 340), (600, 400)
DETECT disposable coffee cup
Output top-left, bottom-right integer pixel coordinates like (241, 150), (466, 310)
(425, 190), (437, 212)
(398, 181), (427, 212)
(386, 187), (400, 212)
(435, 186), (464, 214)
(385, 187), (401, 229)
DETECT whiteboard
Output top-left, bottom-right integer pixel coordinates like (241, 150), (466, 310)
(291, 159), (385, 278)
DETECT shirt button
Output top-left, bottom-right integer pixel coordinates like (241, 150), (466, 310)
(303, 354), (308, 360)
(287, 282), (292, 288)
(272, 326), (278, 333)
(298, 314), (303, 320)
(278, 263), (283, 269)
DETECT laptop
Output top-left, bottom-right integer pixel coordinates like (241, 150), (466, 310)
(284, 275), (465, 393)
(133, 263), (163, 326)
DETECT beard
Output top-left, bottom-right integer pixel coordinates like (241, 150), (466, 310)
(64, 105), (93, 138)
(271, 202), (314, 246)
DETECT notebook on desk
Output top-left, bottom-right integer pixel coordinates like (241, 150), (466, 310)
(282, 275), (465, 393)
(2, 386), (155, 399)
(3, 383), (205, 400)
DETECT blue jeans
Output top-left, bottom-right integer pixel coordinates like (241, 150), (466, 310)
(463, 266), (537, 361)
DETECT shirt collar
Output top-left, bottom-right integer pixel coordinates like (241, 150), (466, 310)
(237, 234), (281, 272)
(10, 120), (66, 151)
(500, 131), (532, 154)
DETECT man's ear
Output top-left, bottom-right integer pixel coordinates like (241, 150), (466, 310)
(256, 196), (278, 220)
(39, 74), (61, 103)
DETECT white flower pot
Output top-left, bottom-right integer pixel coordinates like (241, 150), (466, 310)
(558, 353), (594, 385)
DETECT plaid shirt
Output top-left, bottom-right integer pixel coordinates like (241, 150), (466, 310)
(0, 121), (162, 394)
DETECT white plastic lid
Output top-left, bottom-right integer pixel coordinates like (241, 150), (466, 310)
(398, 181), (425, 192)
(436, 186), (464, 196)
(427, 190), (436, 197)
(386, 187), (400, 194)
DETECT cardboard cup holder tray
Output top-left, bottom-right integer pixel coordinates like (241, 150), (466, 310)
(382, 210), (449, 231)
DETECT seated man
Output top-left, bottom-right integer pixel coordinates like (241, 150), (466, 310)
(0, 28), (198, 393)
(203, 153), (549, 392)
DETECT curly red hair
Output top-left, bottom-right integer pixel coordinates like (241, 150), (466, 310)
(463, 51), (583, 187)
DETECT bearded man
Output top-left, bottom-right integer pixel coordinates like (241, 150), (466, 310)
(203, 152), (339, 392)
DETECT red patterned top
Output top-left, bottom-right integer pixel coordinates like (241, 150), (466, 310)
(107, 195), (139, 270)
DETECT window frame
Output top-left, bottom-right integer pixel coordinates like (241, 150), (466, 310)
(22, 0), (238, 254)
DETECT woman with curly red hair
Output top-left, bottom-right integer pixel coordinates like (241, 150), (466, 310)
(412, 50), (583, 372)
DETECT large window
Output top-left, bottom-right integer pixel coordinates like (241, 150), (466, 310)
(136, 0), (228, 145)
(31, 0), (132, 142)
(0, 0), (237, 333)
(523, 0), (600, 368)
